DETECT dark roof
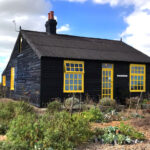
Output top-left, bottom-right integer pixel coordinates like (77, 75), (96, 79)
(21, 30), (150, 63)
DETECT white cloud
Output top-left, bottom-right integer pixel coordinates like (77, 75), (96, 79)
(93, 0), (150, 7)
(121, 9), (150, 55)
(0, 0), (51, 81)
(68, 0), (87, 3)
(93, 0), (150, 56)
(57, 24), (70, 33)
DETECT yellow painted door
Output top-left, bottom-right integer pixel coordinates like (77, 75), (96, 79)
(102, 64), (113, 99)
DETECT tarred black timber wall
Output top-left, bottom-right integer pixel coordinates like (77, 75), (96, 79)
(2, 37), (41, 107)
(41, 57), (150, 106)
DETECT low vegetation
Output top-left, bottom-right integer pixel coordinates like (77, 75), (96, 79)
(0, 98), (148, 150)
(82, 108), (104, 123)
(93, 123), (145, 145)
(99, 97), (116, 107)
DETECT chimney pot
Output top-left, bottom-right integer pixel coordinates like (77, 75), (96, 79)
(48, 11), (54, 20)
(45, 11), (57, 34)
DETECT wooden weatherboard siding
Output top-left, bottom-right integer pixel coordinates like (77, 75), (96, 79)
(41, 58), (150, 105)
(2, 36), (41, 107)
(114, 62), (130, 104)
(41, 57), (63, 106)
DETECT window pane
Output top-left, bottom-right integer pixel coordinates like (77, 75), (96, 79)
(74, 86), (77, 90)
(103, 77), (105, 82)
(103, 71), (105, 76)
(103, 89), (105, 94)
(103, 83), (106, 88)
(65, 74), (69, 79)
(71, 64), (74, 67)
(106, 77), (108, 82)
(70, 80), (73, 84)
(65, 80), (69, 84)
(70, 85), (73, 90)
(131, 76), (133, 80)
(106, 83), (108, 88)
(71, 68), (74, 71)
(74, 74), (77, 79)
(75, 68), (79, 71)
(74, 80), (77, 84)
(66, 63), (70, 67)
(141, 81), (143, 85)
(102, 63), (112, 68)
(70, 74), (73, 79)
(78, 85), (82, 90)
(78, 74), (82, 79)
(79, 68), (83, 71)
(138, 76), (141, 80)
(106, 71), (108, 76)
(78, 80), (82, 84)
(109, 71), (111, 76)
(67, 67), (70, 71)
(79, 64), (82, 67)
(75, 64), (78, 67)
(65, 85), (69, 91)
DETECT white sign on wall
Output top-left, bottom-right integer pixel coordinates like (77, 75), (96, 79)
(117, 75), (128, 77)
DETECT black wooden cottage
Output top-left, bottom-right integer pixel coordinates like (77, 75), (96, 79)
(2, 11), (150, 107)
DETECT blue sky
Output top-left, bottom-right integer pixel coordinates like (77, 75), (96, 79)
(52, 0), (133, 39)
(0, 0), (150, 82)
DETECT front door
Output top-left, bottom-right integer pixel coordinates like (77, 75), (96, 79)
(102, 63), (114, 99)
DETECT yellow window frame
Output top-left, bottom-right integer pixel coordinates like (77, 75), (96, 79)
(101, 64), (114, 99)
(2, 75), (6, 86)
(10, 67), (15, 91)
(63, 60), (84, 93)
(130, 64), (146, 92)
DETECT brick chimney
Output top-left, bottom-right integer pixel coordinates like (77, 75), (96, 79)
(45, 11), (57, 34)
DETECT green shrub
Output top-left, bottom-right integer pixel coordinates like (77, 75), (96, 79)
(0, 101), (35, 135)
(0, 123), (8, 135)
(64, 97), (80, 110)
(43, 111), (91, 150)
(119, 123), (145, 140)
(7, 111), (91, 150)
(0, 102), (16, 120)
(0, 141), (28, 150)
(142, 99), (150, 104)
(15, 101), (34, 116)
(7, 114), (44, 149)
(47, 101), (62, 113)
(0, 102), (17, 134)
(82, 108), (104, 123)
(99, 98), (116, 107)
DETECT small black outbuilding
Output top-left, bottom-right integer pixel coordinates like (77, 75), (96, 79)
(2, 11), (150, 107)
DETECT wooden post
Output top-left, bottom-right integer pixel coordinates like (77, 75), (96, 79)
(70, 93), (75, 114)
(136, 92), (142, 114)
(79, 93), (82, 112)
